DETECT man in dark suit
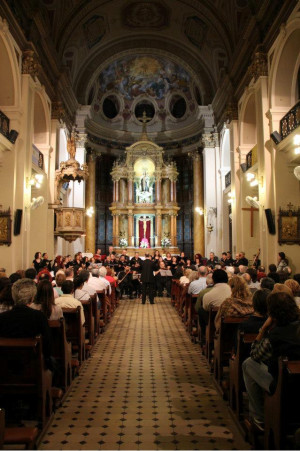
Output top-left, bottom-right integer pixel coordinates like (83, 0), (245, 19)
(140, 254), (156, 304)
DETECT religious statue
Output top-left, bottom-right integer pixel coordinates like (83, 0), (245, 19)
(136, 170), (153, 203)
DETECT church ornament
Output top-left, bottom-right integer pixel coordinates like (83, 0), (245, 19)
(22, 49), (41, 78)
(110, 120), (179, 253)
(0, 208), (12, 246)
(54, 127), (89, 242)
(248, 49), (268, 82)
(54, 207), (85, 243)
(278, 204), (300, 246)
(122, 1), (169, 29)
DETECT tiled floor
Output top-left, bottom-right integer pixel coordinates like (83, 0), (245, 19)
(41, 297), (249, 450)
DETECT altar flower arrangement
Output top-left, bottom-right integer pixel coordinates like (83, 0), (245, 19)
(140, 237), (150, 248)
(161, 237), (171, 247)
(119, 238), (128, 248)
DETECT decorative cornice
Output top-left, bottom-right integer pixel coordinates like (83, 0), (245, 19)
(223, 101), (238, 123)
(22, 48), (41, 78)
(248, 49), (268, 82)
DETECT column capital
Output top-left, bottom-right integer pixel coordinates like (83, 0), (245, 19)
(248, 47), (268, 82)
(22, 48), (41, 79)
(202, 132), (219, 148)
(188, 150), (202, 161)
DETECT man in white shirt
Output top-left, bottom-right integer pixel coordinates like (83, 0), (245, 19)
(199, 269), (231, 345)
(56, 280), (85, 325)
(88, 267), (111, 294)
(188, 266), (207, 295)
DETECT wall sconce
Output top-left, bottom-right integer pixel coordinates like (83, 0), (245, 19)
(195, 206), (204, 215)
(246, 172), (263, 188)
(27, 173), (44, 189)
(228, 192), (234, 204)
(86, 206), (95, 217)
(195, 207), (216, 233)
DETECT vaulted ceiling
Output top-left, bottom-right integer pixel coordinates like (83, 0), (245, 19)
(1, 0), (297, 128)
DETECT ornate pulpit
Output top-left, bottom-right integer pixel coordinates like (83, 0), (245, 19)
(110, 134), (179, 255)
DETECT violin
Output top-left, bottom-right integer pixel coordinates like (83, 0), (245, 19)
(253, 248), (261, 267)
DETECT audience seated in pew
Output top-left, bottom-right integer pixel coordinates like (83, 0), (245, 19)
(214, 276), (253, 333)
(198, 270), (231, 345)
(0, 278), (14, 313)
(242, 291), (300, 431)
(0, 278), (52, 369)
(74, 276), (90, 302)
(238, 289), (269, 335)
(55, 281), (85, 325)
(285, 278), (300, 306)
(30, 280), (63, 320)
(188, 266), (207, 295)
(194, 273), (214, 315)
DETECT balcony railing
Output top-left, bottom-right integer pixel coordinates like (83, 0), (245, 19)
(225, 171), (231, 188)
(246, 145), (257, 170)
(280, 100), (300, 139)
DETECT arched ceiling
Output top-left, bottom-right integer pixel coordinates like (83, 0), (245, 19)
(40, 0), (251, 105)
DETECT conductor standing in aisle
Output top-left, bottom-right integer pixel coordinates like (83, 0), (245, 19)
(141, 254), (155, 304)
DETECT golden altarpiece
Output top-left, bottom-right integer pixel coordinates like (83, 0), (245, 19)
(110, 135), (179, 255)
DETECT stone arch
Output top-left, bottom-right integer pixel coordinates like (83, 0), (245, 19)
(0, 20), (21, 107)
(269, 18), (300, 109)
(33, 90), (50, 146)
(220, 126), (231, 173)
(239, 91), (257, 147)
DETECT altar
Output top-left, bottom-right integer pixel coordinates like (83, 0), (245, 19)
(109, 128), (180, 255)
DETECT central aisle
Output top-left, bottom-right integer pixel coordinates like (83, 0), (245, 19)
(41, 298), (249, 450)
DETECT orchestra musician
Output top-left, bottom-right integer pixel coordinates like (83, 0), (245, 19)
(117, 265), (134, 299)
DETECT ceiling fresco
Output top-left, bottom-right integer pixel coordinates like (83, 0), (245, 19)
(97, 56), (191, 101)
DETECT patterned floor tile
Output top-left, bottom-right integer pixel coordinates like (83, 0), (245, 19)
(40, 297), (249, 450)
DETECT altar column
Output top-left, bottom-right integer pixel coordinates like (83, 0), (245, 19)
(170, 213), (177, 246)
(156, 173), (162, 204)
(115, 214), (120, 246)
(85, 151), (96, 253)
(128, 176), (134, 204)
(191, 151), (204, 256)
(155, 213), (162, 247)
(128, 213), (134, 247)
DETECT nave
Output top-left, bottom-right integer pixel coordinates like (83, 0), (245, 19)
(40, 298), (248, 450)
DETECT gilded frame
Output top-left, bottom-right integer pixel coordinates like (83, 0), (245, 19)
(0, 208), (12, 246)
(278, 207), (300, 245)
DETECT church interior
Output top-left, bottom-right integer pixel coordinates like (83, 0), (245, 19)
(0, 0), (300, 449)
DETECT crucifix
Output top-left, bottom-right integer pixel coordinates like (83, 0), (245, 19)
(137, 110), (152, 140)
(242, 206), (259, 237)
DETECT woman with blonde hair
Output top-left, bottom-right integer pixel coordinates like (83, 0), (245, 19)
(272, 283), (293, 296)
(215, 275), (253, 331)
(180, 268), (193, 285)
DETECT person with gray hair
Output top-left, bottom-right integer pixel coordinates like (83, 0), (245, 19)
(188, 266), (207, 295)
(87, 267), (111, 294)
(0, 278), (52, 365)
(99, 266), (111, 295)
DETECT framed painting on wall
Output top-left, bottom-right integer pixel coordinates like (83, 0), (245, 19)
(278, 206), (300, 245)
(0, 208), (12, 246)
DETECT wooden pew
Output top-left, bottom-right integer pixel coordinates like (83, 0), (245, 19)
(62, 306), (85, 364)
(213, 316), (249, 385)
(229, 331), (256, 419)
(264, 358), (300, 449)
(204, 306), (218, 362)
(48, 318), (72, 392)
(91, 293), (100, 339)
(0, 408), (39, 450)
(0, 336), (52, 429)
(185, 294), (198, 341)
(81, 299), (95, 357)
(97, 289), (108, 330)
